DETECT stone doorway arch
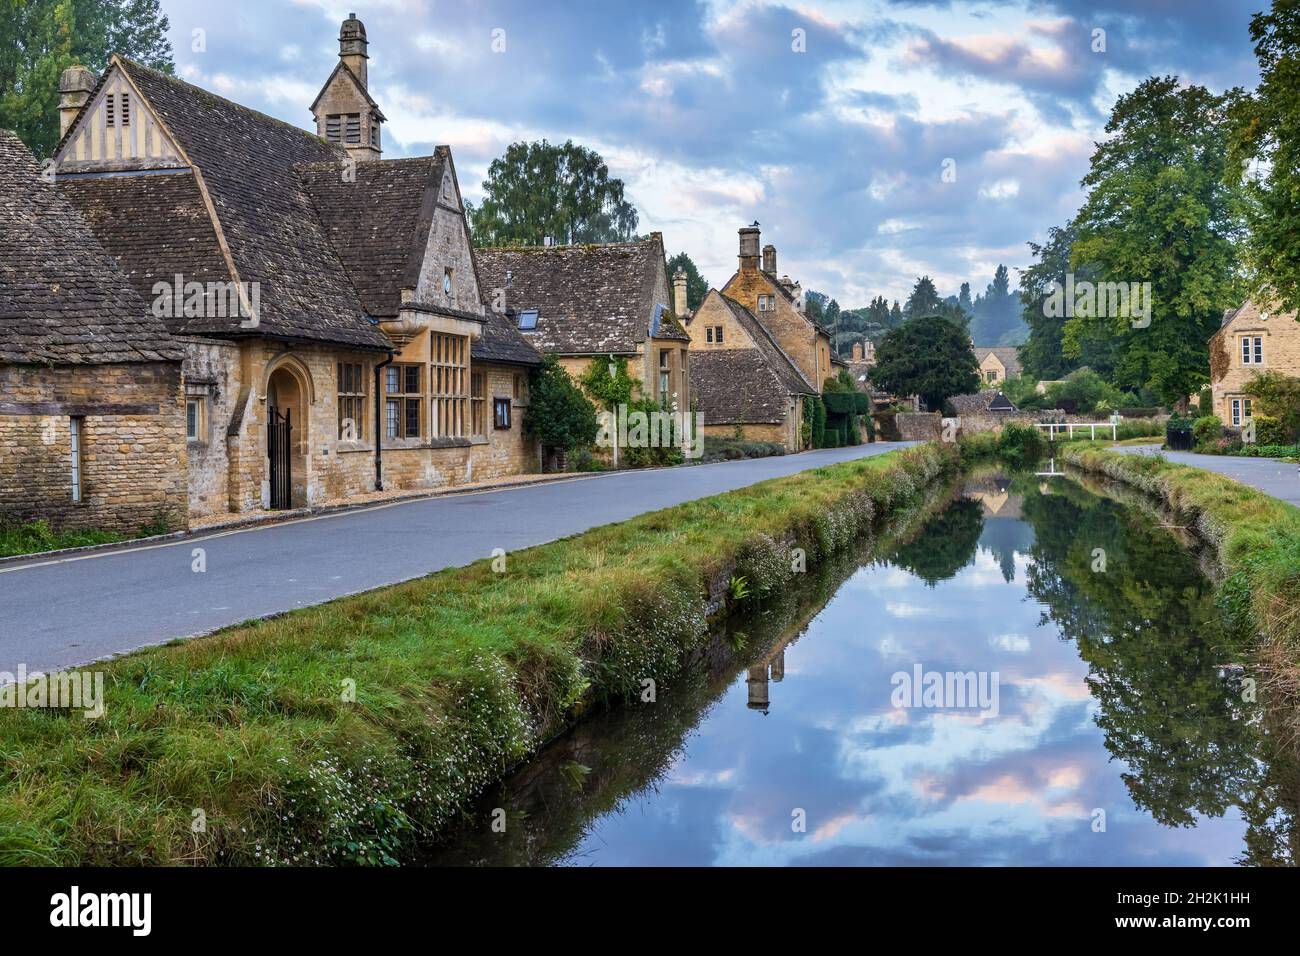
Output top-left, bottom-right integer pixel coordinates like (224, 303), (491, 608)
(265, 359), (311, 508)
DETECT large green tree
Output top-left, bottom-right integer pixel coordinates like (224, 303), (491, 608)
(1, 0), (173, 159)
(1228, 0), (1300, 315)
(1066, 76), (1245, 410)
(467, 139), (639, 246)
(666, 251), (707, 312)
(869, 314), (980, 411)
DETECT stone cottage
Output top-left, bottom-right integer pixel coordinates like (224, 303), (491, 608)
(475, 235), (691, 410)
(1209, 300), (1300, 427)
(684, 289), (816, 449)
(0, 130), (187, 533)
(719, 224), (834, 390)
(974, 346), (1021, 385)
(49, 15), (541, 520)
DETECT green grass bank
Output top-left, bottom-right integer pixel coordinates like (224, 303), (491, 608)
(1060, 444), (1300, 744)
(0, 443), (955, 866)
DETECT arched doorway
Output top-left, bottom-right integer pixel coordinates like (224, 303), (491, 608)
(266, 363), (309, 508)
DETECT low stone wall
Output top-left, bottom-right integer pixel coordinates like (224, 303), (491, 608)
(893, 412), (942, 441)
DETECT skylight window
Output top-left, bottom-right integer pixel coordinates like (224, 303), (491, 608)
(517, 310), (538, 330)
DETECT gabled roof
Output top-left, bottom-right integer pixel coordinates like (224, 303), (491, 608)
(691, 350), (796, 425)
(0, 130), (182, 365)
(973, 346), (1022, 377)
(308, 61), (387, 120)
(949, 390), (1017, 414)
(58, 58), (389, 351)
(716, 294), (816, 395)
(689, 291), (814, 426)
(298, 153), (441, 319)
(475, 239), (689, 354)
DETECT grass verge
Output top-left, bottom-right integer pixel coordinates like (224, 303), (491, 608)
(1061, 443), (1300, 750)
(0, 442), (955, 866)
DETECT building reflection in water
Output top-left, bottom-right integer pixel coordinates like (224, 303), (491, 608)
(746, 648), (785, 714)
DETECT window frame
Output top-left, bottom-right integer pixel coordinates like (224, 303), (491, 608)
(431, 332), (469, 438)
(471, 370), (487, 436)
(70, 416), (83, 503)
(385, 363), (423, 439)
(1242, 335), (1264, 365)
(186, 397), (203, 443)
(337, 361), (366, 441)
(493, 396), (512, 430)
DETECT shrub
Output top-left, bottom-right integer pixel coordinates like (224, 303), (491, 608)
(996, 421), (1048, 466)
(1251, 414), (1287, 446)
(1193, 415), (1223, 445)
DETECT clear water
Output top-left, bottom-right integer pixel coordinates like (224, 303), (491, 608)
(429, 468), (1297, 866)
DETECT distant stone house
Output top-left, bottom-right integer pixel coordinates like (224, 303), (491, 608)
(0, 130), (187, 533)
(684, 290), (817, 449)
(475, 235), (691, 410)
(49, 15), (541, 520)
(720, 224), (834, 391)
(1209, 300), (1300, 427)
(974, 346), (1021, 385)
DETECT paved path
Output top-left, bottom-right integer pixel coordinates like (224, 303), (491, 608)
(0, 443), (914, 674)
(1114, 444), (1300, 507)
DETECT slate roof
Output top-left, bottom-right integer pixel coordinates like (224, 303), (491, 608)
(0, 129), (182, 365)
(475, 240), (689, 355)
(949, 390), (1017, 414)
(58, 58), (389, 351)
(474, 310), (543, 367)
(56, 171), (229, 336)
(974, 346), (1022, 378)
(298, 153), (442, 319)
(689, 292), (814, 426)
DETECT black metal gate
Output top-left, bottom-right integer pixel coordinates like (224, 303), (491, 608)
(268, 407), (292, 509)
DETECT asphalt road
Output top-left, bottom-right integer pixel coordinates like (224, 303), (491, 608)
(0, 442), (913, 674)
(1114, 443), (1300, 506)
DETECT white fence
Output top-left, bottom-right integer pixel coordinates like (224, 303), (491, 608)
(1035, 421), (1118, 441)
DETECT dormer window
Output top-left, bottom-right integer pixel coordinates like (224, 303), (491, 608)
(517, 310), (538, 330)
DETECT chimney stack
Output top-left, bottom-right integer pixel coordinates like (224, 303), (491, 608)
(762, 244), (777, 274)
(339, 13), (369, 88)
(739, 222), (760, 270)
(59, 66), (95, 138)
(673, 268), (689, 318)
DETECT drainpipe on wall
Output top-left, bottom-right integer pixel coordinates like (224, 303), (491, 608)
(374, 351), (395, 491)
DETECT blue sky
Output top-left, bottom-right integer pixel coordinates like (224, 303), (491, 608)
(160, 0), (1264, 306)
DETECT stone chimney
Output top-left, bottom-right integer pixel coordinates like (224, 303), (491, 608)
(852, 341), (863, 362)
(673, 268), (689, 318)
(762, 244), (777, 274)
(59, 66), (95, 138)
(339, 13), (369, 88)
(739, 222), (761, 271)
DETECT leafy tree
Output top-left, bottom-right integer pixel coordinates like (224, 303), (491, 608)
(903, 276), (943, 320)
(804, 290), (828, 327)
(869, 314), (980, 411)
(524, 355), (599, 457)
(467, 140), (639, 246)
(1, 0), (173, 159)
(1044, 369), (1127, 415)
(667, 251), (708, 313)
(1228, 1), (1300, 315)
(957, 282), (974, 316)
(1067, 76), (1246, 411)
(886, 498), (983, 586)
(889, 301), (903, 326)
